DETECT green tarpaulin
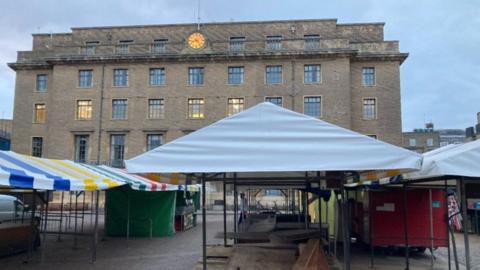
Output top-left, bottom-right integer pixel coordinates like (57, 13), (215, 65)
(105, 186), (176, 237)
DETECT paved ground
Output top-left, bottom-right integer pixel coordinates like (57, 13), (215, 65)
(1, 212), (479, 269)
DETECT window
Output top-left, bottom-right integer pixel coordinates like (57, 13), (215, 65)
(149, 68), (166, 86)
(116, 40), (133, 54)
(148, 99), (164, 119)
(265, 97), (283, 106)
(74, 135), (89, 163)
(409, 138), (417, 147)
(228, 66), (244, 85)
(363, 98), (377, 120)
(265, 65), (282, 84)
(303, 96), (321, 118)
(146, 134), (163, 151)
(32, 137), (43, 157)
(112, 99), (128, 119)
(266, 35), (282, 50)
(427, 138), (434, 147)
(152, 39), (167, 53)
(85, 41), (99, 55)
(362, 67), (375, 86)
(229, 37), (245, 52)
(110, 135), (125, 168)
(34, 103), (46, 123)
(113, 69), (128, 87)
(79, 70), (93, 88)
(304, 65), (321, 84)
(187, 98), (205, 119)
(188, 67), (204, 85)
(36, 74), (47, 92)
(76, 100), (92, 120)
(304, 35), (320, 50)
(227, 98), (244, 116)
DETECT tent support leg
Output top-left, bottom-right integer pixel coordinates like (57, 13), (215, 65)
(445, 180), (451, 270)
(341, 187), (350, 270)
(126, 192), (130, 248)
(74, 191), (78, 249)
(429, 189), (435, 266)
(369, 190), (374, 268)
(403, 185), (410, 270)
(202, 174), (207, 270)
(461, 177), (471, 270)
(233, 173), (238, 243)
(223, 175), (227, 247)
(58, 191), (64, 242)
(91, 190), (99, 263)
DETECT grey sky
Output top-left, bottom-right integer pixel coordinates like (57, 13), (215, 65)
(0, 0), (478, 130)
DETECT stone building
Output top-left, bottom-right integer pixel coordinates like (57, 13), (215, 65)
(402, 127), (440, 153)
(8, 19), (407, 166)
(0, 119), (12, 150)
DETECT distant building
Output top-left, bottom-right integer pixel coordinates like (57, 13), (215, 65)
(465, 112), (480, 141)
(402, 124), (440, 153)
(0, 119), (12, 151)
(437, 129), (466, 146)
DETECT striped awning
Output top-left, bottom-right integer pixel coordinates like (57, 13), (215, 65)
(0, 151), (124, 191)
(81, 164), (200, 192)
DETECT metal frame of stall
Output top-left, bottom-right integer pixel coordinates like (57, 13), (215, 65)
(194, 171), (355, 270)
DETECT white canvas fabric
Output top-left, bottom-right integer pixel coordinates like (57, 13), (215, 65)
(406, 140), (480, 179)
(126, 102), (422, 174)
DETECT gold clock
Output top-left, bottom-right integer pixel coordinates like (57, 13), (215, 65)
(187, 32), (206, 49)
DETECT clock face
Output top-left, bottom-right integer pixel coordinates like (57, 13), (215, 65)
(187, 32), (205, 49)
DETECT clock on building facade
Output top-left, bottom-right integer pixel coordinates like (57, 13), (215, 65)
(187, 32), (206, 49)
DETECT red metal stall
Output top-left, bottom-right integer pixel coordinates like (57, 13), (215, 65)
(358, 189), (448, 248)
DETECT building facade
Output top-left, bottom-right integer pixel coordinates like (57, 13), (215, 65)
(437, 129), (466, 146)
(0, 119), (12, 151)
(402, 127), (440, 153)
(8, 19), (407, 165)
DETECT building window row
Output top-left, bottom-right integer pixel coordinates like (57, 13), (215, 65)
(82, 35), (322, 55)
(37, 66), (374, 90)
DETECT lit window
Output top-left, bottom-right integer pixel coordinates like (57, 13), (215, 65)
(146, 134), (163, 151)
(228, 66), (244, 85)
(188, 67), (204, 85)
(76, 100), (92, 120)
(187, 98), (205, 119)
(36, 74), (47, 92)
(304, 65), (321, 83)
(304, 35), (320, 50)
(152, 39), (167, 53)
(409, 138), (416, 147)
(362, 67), (375, 86)
(229, 37), (245, 52)
(363, 98), (376, 120)
(116, 40), (133, 54)
(113, 69), (128, 87)
(32, 137), (43, 157)
(112, 99), (128, 120)
(149, 68), (166, 86)
(265, 97), (282, 106)
(148, 99), (164, 119)
(84, 41), (99, 55)
(34, 103), (46, 123)
(227, 98), (244, 116)
(266, 36), (282, 50)
(303, 97), (321, 118)
(266, 65), (282, 84)
(110, 134), (125, 168)
(74, 135), (89, 163)
(79, 70), (93, 88)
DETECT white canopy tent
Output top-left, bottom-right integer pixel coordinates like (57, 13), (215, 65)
(126, 102), (421, 174)
(125, 102), (422, 270)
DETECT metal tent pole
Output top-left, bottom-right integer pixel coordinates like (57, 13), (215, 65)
(341, 187), (350, 270)
(74, 191), (78, 249)
(429, 189), (435, 266)
(445, 180), (451, 270)
(81, 191), (86, 233)
(58, 191), (64, 241)
(461, 177), (471, 270)
(126, 192), (130, 248)
(43, 191), (49, 242)
(223, 175), (227, 247)
(233, 173), (238, 244)
(201, 174), (207, 270)
(403, 185), (410, 270)
(91, 190), (100, 263)
(27, 189), (37, 262)
(369, 191), (374, 268)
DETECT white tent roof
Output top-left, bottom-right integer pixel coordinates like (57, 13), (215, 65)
(405, 140), (480, 179)
(126, 102), (422, 174)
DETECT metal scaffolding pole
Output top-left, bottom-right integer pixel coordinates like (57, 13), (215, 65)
(201, 174), (207, 270)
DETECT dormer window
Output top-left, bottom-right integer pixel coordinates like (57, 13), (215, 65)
(152, 39), (168, 53)
(116, 40), (133, 54)
(85, 41), (99, 55)
(229, 37), (245, 52)
(266, 36), (282, 50)
(304, 35), (320, 50)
